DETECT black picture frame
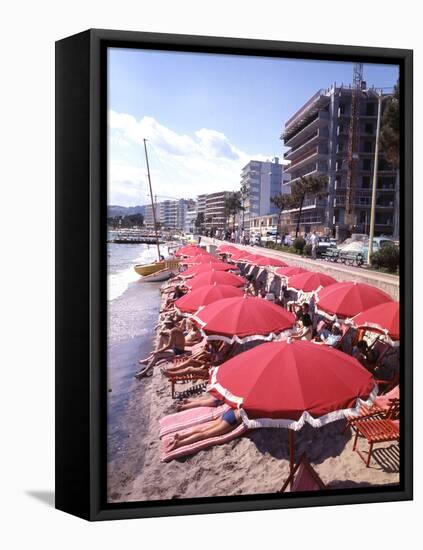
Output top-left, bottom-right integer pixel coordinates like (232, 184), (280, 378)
(55, 28), (413, 521)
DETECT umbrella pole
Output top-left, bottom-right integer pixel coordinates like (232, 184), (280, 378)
(289, 429), (295, 490)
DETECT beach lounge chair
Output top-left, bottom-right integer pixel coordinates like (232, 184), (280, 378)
(279, 453), (326, 492)
(343, 396), (399, 433)
(167, 370), (210, 398)
(352, 403), (400, 467)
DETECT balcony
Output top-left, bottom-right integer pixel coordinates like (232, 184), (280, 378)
(283, 111), (329, 148)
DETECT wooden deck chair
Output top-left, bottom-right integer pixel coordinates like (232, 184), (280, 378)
(167, 370), (210, 399)
(352, 401), (400, 467)
(280, 453), (326, 493)
(343, 397), (399, 434)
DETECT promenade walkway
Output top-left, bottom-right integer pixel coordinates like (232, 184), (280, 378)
(202, 237), (399, 300)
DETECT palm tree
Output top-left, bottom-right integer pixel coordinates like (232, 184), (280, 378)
(291, 175), (328, 237)
(380, 81), (400, 237)
(224, 192), (243, 231)
(240, 183), (249, 230)
(270, 193), (295, 244)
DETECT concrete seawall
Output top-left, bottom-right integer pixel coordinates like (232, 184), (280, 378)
(202, 237), (399, 301)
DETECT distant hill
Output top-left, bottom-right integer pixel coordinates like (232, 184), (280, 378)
(107, 205), (146, 218)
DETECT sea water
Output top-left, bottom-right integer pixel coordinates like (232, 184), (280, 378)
(107, 242), (162, 302)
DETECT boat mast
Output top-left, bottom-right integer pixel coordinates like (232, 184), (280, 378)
(143, 138), (161, 261)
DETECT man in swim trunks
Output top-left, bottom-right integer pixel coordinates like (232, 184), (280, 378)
(136, 320), (186, 378)
(167, 408), (241, 451)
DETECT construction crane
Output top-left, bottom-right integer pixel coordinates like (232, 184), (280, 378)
(344, 62), (363, 231)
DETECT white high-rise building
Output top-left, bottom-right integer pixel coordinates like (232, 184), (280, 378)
(241, 157), (284, 230)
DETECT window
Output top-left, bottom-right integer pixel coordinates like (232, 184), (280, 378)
(338, 103), (345, 115)
(365, 123), (374, 134)
(363, 159), (372, 171)
(363, 141), (372, 153)
(365, 102), (376, 116)
(362, 176), (371, 189)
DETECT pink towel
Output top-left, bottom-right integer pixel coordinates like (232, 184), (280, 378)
(159, 404), (230, 438)
(160, 423), (247, 462)
(374, 385), (399, 408)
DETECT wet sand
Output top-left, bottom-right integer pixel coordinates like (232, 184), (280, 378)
(107, 279), (160, 502)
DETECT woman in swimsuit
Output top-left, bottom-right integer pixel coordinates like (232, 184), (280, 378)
(175, 393), (224, 411)
(167, 408), (241, 451)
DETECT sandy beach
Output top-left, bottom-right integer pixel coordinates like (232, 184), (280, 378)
(108, 273), (399, 504)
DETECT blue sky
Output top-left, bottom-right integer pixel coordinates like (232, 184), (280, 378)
(108, 47), (399, 206)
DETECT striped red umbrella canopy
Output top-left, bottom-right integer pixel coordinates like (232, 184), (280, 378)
(193, 294), (295, 343)
(253, 256), (288, 268)
(316, 282), (393, 319)
(287, 271), (337, 292)
(175, 283), (245, 314)
(186, 270), (246, 290)
(179, 262), (235, 279)
(350, 301), (400, 341)
(208, 340), (376, 428)
(275, 266), (309, 278)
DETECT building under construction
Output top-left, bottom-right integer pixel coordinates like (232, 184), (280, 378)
(281, 78), (398, 238)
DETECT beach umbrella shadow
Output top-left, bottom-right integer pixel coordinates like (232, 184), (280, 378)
(245, 420), (350, 464)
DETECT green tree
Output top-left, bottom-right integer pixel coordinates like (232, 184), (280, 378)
(240, 183), (249, 230)
(224, 192), (243, 230)
(194, 212), (205, 234)
(270, 193), (295, 244)
(291, 175), (328, 237)
(380, 81), (400, 237)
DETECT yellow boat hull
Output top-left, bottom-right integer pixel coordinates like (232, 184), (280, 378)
(134, 260), (180, 277)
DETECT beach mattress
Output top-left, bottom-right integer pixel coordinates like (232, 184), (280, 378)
(159, 404), (230, 438)
(160, 423), (248, 462)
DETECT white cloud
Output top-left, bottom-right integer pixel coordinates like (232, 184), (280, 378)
(108, 110), (286, 206)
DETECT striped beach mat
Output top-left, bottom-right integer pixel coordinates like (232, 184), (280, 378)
(160, 423), (248, 462)
(159, 404), (230, 438)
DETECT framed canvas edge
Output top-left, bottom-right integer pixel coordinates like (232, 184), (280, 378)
(55, 28), (413, 522)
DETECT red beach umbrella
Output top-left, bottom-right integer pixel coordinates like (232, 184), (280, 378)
(187, 270), (246, 290)
(209, 340), (376, 423)
(208, 339), (377, 472)
(193, 294), (295, 343)
(316, 282), (393, 319)
(175, 283), (244, 314)
(253, 256), (288, 268)
(217, 244), (238, 253)
(183, 254), (219, 265)
(287, 271), (337, 292)
(175, 245), (203, 257)
(350, 301), (400, 341)
(237, 253), (262, 263)
(275, 266), (309, 277)
(179, 262), (235, 279)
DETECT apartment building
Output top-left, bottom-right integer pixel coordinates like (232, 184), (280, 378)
(204, 191), (232, 232)
(240, 158), (284, 230)
(281, 84), (398, 237)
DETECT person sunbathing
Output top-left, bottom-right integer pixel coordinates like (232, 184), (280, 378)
(135, 320), (186, 378)
(314, 322), (342, 346)
(175, 393), (225, 411)
(167, 408), (242, 451)
(184, 322), (202, 345)
(162, 347), (211, 373)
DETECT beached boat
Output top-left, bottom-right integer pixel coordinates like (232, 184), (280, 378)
(134, 259), (180, 277)
(140, 268), (173, 282)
